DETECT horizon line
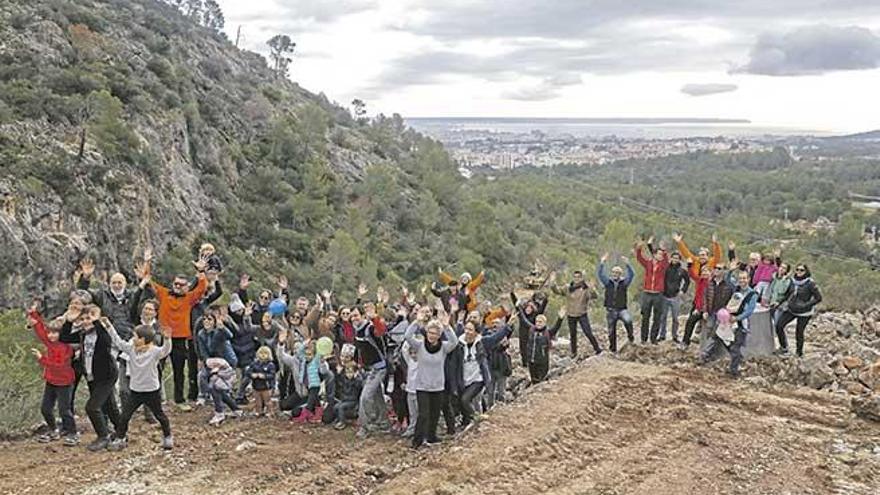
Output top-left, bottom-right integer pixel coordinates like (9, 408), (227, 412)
(405, 116), (753, 124)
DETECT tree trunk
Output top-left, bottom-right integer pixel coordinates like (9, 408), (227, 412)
(78, 127), (87, 161)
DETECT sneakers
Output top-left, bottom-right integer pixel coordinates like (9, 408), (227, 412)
(176, 402), (193, 412)
(333, 421), (347, 431)
(63, 433), (80, 447)
(195, 398), (207, 407)
(227, 409), (243, 419)
(425, 437), (442, 446)
(38, 430), (61, 443)
(107, 437), (128, 452)
(356, 428), (369, 439)
(208, 413), (225, 426)
(86, 436), (111, 452)
(161, 435), (174, 450)
(777, 348), (792, 358)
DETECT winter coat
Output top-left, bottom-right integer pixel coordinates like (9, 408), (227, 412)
(196, 325), (238, 368)
(298, 346), (329, 389)
(784, 277), (822, 316)
(703, 277), (735, 315)
(482, 324), (513, 377)
(30, 312), (75, 387)
(77, 278), (139, 341)
(635, 247), (669, 293)
(518, 308), (562, 365)
(205, 357), (235, 391)
(459, 334), (491, 387)
(246, 360), (277, 391)
(354, 318), (388, 369)
(676, 239), (723, 276)
(552, 281), (597, 317)
(334, 368), (364, 403)
(232, 317), (258, 368)
(765, 274), (792, 308)
(662, 263), (691, 298)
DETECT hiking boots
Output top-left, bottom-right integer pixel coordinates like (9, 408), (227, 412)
(86, 436), (111, 452)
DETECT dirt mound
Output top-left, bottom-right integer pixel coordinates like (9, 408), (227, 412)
(2, 356), (879, 495)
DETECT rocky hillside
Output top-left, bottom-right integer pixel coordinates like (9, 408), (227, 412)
(0, 0), (462, 308)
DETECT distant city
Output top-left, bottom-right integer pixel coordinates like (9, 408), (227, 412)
(406, 117), (857, 172)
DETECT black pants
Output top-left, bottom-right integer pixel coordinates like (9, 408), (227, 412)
(86, 378), (120, 438)
(775, 311), (812, 357)
(69, 359), (84, 417)
(460, 382), (484, 426)
(41, 383), (76, 435)
(304, 387), (320, 413)
(441, 391), (460, 434)
(413, 390), (443, 447)
(528, 359), (549, 384)
(683, 310), (704, 346)
(171, 338), (199, 403)
(117, 390), (171, 439)
(640, 292), (664, 343)
(568, 314), (601, 356)
(701, 326), (748, 376)
(518, 324), (529, 367)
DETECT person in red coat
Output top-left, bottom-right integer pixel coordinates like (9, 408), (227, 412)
(634, 239), (669, 344)
(28, 304), (78, 446)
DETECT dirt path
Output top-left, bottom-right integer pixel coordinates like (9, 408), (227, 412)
(1, 356), (878, 495)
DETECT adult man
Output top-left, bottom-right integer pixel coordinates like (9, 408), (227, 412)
(597, 254), (635, 353)
(634, 240), (669, 344)
(699, 263), (736, 360)
(658, 252), (690, 343)
(149, 256), (209, 410)
(700, 267), (757, 377)
(353, 305), (391, 438)
(552, 270), (601, 357)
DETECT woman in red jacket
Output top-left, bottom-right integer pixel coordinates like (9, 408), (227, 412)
(28, 306), (78, 446)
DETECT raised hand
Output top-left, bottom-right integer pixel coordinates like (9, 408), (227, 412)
(672, 232), (683, 243)
(357, 283), (368, 298)
(406, 293), (416, 306)
(647, 236), (654, 246)
(620, 256), (629, 264)
(193, 257), (208, 272)
(244, 302), (255, 316)
(419, 284), (428, 296)
(728, 240), (736, 251)
(80, 258), (96, 278)
(161, 325), (172, 339)
(277, 275), (289, 290)
(400, 285), (409, 297)
(558, 307), (566, 319)
(31, 348), (42, 360)
(711, 233), (717, 244)
(315, 293), (324, 308)
(134, 260), (150, 281)
(99, 316), (112, 329)
(376, 286), (389, 304)
(321, 289), (332, 301)
(601, 252), (609, 264)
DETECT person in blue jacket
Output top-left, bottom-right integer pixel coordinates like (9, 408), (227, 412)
(597, 254), (636, 353)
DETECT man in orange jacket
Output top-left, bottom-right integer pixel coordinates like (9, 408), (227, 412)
(145, 256), (208, 410)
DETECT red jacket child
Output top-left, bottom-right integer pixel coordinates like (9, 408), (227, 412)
(29, 310), (75, 386)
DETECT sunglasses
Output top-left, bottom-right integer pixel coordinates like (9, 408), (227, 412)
(795, 268), (806, 272)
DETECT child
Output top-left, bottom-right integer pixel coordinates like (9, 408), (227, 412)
(199, 243), (223, 273)
(293, 340), (329, 424)
(400, 340), (418, 437)
(75, 304), (121, 452)
(27, 306), (78, 446)
(103, 320), (174, 451)
(205, 358), (242, 425)
(246, 346), (277, 417)
(332, 344), (363, 430)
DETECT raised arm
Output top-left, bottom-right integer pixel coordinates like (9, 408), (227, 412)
(676, 238), (696, 263)
(596, 263), (610, 286)
(467, 271), (485, 292)
(441, 326), (459, 353)
(624, 263), (635, 285)
(101, 318), (134, 356)
(403, 321), (423, 351)
(28, 310), (49, 346)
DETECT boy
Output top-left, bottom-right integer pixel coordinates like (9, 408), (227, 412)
(28, 305), (78, 446)
(104, 320), (174, 451)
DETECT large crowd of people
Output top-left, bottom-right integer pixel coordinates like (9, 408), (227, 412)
(25, 234), (823, 452)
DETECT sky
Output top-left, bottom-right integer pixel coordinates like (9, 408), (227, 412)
(217, 0), (880, 133)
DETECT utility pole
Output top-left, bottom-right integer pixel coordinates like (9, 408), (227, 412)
(784, 208), (789, 222)
(629, 168), (634, 185)
(235, 26), (242, 48)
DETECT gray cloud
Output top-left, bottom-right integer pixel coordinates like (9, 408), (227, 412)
(504, 74), (584, 101)
(681, 83), (739, 96)
(735, 25), (880, 75)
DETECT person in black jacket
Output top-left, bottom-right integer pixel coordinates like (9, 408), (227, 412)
(510, 292), (540, 367)
(67, 305), (120, 452)
(774, 264), (822, 358)
(658, 253), (690, 343)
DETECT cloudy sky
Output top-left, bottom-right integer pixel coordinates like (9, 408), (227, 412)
(218, 0), (880, 133)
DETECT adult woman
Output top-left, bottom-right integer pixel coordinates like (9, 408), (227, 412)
(774, 264), (822, 357)
(404, 308), (459, 449)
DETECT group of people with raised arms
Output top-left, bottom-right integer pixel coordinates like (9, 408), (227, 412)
(25, 233), (821, 451)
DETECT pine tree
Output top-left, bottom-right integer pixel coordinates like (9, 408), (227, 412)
(267, 35), (295, 78)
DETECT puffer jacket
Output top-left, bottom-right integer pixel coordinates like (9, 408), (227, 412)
(30, 312), (75, 386)
(784, 277), (822, 316)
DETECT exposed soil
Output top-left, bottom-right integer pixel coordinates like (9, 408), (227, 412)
(2, 349), (878, 495)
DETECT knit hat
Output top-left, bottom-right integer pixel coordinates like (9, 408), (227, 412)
(460, 272), (472, 284)
(228, 293), (245, 313)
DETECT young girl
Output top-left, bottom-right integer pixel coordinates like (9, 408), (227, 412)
(205, 358), (242, 425)
(27, 305), (78, 446)
(293, 340), (329, 424)
(246, 346), (277, 417)
(332, 344), (363, 430)
(103, 320), (174, 450)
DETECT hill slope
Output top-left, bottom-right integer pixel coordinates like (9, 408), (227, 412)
(0, 0), (463, 308)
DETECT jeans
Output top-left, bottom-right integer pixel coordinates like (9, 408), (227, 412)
(659, 296), (682, 341)
(605, 308), (634, 353)
(210, 387), (238, 413)
(413, 390), (443, 447)
(485, 371), (507, 410)
(236, 368), (252, 401)
(460, 381), (484, 426)
(775, 311), (812, 357)
(701, 324), (748, 376)
(640, 292), (664, 343)
(116, 390), (171, 439)
(41, 383), (76, 435)
(404, 392), (418, 436)
(567, 314), (601, 356)
(86, 378), (120, 438)
(358, 367), (390, 432)
(171, 338), (199, 403)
